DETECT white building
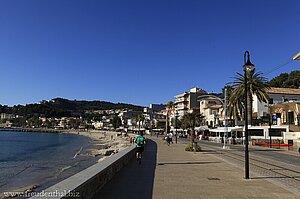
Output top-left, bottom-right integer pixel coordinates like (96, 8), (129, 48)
(174, 87), (206, 117)
(199, 97), (223, 127)
(253, 87), (300, 118)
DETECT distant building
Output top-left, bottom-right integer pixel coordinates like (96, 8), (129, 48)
(199, 97), (223, 127)
(118, 110), (143, 127)
(0, 113), (15, 119)
(174, 87), (207, 116)
(149, 104), (166, 112)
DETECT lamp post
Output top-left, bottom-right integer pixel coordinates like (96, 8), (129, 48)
(243, 50), (254, 180)
(223, 88), (228, 149)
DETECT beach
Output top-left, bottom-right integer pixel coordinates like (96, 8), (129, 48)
(66, 129), (134, 161)
(0, 129), (134, 198)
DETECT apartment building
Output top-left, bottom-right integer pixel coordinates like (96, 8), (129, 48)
(199, 97), (223, 127)
(253, 87), (300, 119)
(174, 87), (206, 117)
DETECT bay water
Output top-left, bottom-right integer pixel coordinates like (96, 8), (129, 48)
(0, 131), (98, 193)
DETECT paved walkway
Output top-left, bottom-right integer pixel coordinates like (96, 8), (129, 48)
(94, 136), (299, 199)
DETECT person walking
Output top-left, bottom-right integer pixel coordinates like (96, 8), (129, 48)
(156, 131), (159, 138)
(166, 132), (173, 145)
(135, 132), (146, 164)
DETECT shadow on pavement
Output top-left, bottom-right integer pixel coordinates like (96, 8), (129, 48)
(93, 139), (157, 199)
(157, 161), (221, 165)
(251, 176), (300, 180)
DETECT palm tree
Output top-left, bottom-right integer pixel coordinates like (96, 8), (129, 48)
(228, 92), (244, 126)
(181, 111), (205, 143)
(229, 68), (270, 125)
(165, 101), (174, 135)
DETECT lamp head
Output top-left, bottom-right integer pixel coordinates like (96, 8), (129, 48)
(243, 51), (255, 72)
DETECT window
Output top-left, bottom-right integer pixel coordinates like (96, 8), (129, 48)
(249, 129), (264, 136)
(269, 129), (284, 137)
(268, 98), (273, 104)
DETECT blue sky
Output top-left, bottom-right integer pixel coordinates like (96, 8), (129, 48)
(0, 0), (299, 107)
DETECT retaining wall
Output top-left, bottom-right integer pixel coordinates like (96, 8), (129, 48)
(30, 145), (136, 199)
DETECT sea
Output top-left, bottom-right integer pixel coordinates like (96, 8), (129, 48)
(0, 131), (99, 194)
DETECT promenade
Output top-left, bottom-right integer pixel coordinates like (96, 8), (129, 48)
(94, 136), (299, 199)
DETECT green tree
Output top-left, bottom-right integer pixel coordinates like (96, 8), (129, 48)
(283, 70), (300, 88)
(229, 68), (269, 125)
(181, 111), (205, 143)
(27, 116), (42, 128)
(268, 70), (300, 88)
(67, 118), (81, 129)
(268, 73), (289, 87)
(111, 115), (122, 129)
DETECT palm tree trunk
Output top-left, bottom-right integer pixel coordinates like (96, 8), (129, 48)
(234, 109), (238, 126)
(248, 95), (253, 126)
(190, 128), (195, 143)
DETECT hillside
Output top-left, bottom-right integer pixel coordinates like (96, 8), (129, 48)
(43, 98), (144, 111)
(0, 98), (144, 118)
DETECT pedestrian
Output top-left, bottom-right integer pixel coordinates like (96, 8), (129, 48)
(166, 132), (173, 145)
(135, 132), (146, 164)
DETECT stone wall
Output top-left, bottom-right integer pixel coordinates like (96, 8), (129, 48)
(30, 145), (136, 199)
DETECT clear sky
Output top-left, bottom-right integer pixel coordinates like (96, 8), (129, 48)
(0, 0), (299, 107)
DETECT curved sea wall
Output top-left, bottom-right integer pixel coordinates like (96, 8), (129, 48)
(30, 145), (136, 199)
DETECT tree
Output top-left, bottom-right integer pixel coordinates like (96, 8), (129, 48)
(268, 70), (300, 88)
(67, 118), (81, 129)
(165, 101), (174, 135)
(181, 111), (205, 143)
(27, 116), (42, 128)
(228, 68), (269, 125)
(283, 70), (300, 88)
(111, 114), (122, 129)
(268, 73), (289, 88)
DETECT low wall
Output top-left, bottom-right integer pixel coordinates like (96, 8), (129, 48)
(30, 145), (136, 199)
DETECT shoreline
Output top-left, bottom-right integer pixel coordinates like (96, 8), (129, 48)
(0, 128), (135, 198)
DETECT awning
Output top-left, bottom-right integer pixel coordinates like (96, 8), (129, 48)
(209, 126), (243, 133)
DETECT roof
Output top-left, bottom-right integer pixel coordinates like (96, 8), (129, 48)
(267, 87), (300, 95)
(174, 92), (189, 98)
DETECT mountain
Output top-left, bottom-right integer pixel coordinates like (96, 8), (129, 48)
(0, 98), (144, 118)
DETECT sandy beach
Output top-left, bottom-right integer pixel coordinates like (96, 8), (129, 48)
(66, 129), (135, 161)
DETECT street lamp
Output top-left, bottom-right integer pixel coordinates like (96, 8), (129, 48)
(223, 88), (228, 149)
(243, 50), (254, 180)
